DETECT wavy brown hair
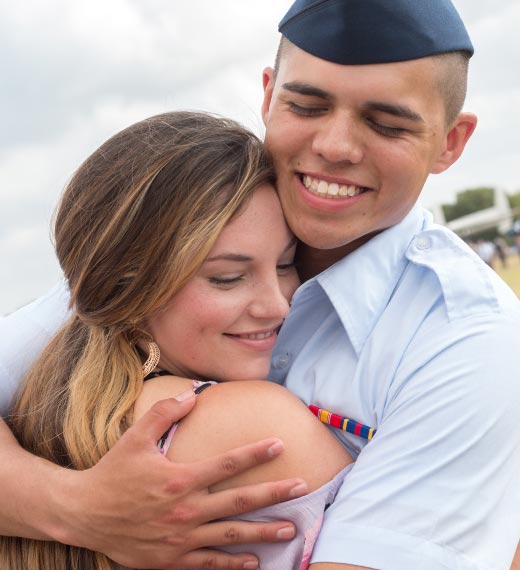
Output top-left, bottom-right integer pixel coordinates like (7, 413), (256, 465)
(0, 111), (275, 569)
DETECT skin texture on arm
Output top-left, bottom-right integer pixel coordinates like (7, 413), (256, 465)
(134, 378), (352, 494)
(134, 377), (353, 568)
(0, 416), (68, 541)
(0, 394), (308, 570)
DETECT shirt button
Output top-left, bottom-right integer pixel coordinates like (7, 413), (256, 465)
(415, 236), (432, 250)
(273, 354), (291, 369)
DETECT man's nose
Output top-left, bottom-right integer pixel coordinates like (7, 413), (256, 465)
(311, 112), (364, 164)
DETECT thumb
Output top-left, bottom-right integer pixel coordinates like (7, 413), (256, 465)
(127, 392), (196, 446)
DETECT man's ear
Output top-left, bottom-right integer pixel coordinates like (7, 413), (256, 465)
(261, 67), (275, 126)
(431, 112), (478, 174)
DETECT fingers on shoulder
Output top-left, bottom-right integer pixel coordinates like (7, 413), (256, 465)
(168, 380), (350, 490)
(132, 375), (195, 423)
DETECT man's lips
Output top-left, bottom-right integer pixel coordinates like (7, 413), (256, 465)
(300, 173), (370, 200)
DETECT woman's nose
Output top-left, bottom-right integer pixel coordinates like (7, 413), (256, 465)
(249, 278), (291, 320)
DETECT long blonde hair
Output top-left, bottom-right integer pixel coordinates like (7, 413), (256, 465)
(0, 111), (275, 569)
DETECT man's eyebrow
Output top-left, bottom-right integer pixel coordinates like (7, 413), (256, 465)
(281, 84), (424, 122)
(363, 101), (424, 122)
(282, 81), (332, 100)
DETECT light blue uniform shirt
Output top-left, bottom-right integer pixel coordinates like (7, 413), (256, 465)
(1, 207), (519, 568)
(270, 205), (520, 570)
(0, 281), (71, 416)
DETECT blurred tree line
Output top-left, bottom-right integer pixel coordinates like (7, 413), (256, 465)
(441, 187), (520, 241)
(510, 191), (520, 213)
(442, 187), (494, 222)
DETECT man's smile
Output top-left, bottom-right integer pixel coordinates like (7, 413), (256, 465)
(301, 174), (369, 199)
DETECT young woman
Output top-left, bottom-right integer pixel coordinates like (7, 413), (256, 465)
(0, 111), (352, 570)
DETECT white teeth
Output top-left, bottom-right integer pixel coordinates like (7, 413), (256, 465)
(328, 183), (339, 196)
(302, 175), (365, 199)
(317, 180), (328, 195)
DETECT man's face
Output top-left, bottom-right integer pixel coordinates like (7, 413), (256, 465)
(262, 44), (475, 256)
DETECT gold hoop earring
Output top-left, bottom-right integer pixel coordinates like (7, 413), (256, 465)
(142, 339), (161, 377)
(128, 328), (161, 377)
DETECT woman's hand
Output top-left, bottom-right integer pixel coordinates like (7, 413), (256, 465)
(52, 393), (307, 569)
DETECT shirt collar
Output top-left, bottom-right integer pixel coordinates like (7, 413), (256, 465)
(315, 204), (427, 355)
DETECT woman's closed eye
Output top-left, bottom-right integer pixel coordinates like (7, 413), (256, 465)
(276, 262), (296, 275)
(208, 274), (244, 286)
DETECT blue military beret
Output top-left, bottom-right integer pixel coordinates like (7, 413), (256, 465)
(278, 0), (474, 64)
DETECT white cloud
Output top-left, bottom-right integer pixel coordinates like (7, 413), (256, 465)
(1, 0), (291, 314)
(422, 0), (520, 206)
(2, 0), (519, 314)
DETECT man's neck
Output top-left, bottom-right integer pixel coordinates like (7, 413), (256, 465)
(296, 234), (375, 281)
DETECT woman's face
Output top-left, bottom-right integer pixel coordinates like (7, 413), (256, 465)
(146, 184), (299, 382)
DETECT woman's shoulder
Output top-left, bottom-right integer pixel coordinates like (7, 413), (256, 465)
(168, 380), (352, 492)
(132, 374), (195, 422)
(193, 379), (308, 417)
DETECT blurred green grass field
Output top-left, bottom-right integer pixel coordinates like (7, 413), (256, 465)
(496, 254), (520, 297)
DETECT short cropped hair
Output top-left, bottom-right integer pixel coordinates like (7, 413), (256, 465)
(432, 51), (470, 125)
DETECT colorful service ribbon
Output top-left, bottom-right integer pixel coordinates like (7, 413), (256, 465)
(309, 405), (377, 441)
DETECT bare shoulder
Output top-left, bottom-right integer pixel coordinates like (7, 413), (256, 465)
(168, 380), (353, 492)
(132, 375), (195, 423)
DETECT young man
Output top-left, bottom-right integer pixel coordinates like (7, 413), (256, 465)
(261, 2), (520, 569)
(1, 1), (519, 569)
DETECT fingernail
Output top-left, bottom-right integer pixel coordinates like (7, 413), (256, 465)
(174, 389), (195, 402)
(242, 561), (259, 569)
(289, 482), (308, 499)
(267, 440), (284, 457)
(276, 526), (296, 540)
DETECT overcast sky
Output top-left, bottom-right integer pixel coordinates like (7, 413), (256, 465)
(1, 0), (519, 315)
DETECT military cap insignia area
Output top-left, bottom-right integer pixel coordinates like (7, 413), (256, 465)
(279, 0), (474, 64)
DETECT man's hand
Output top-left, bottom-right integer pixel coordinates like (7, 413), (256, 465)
(52, 393), (306, 569)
